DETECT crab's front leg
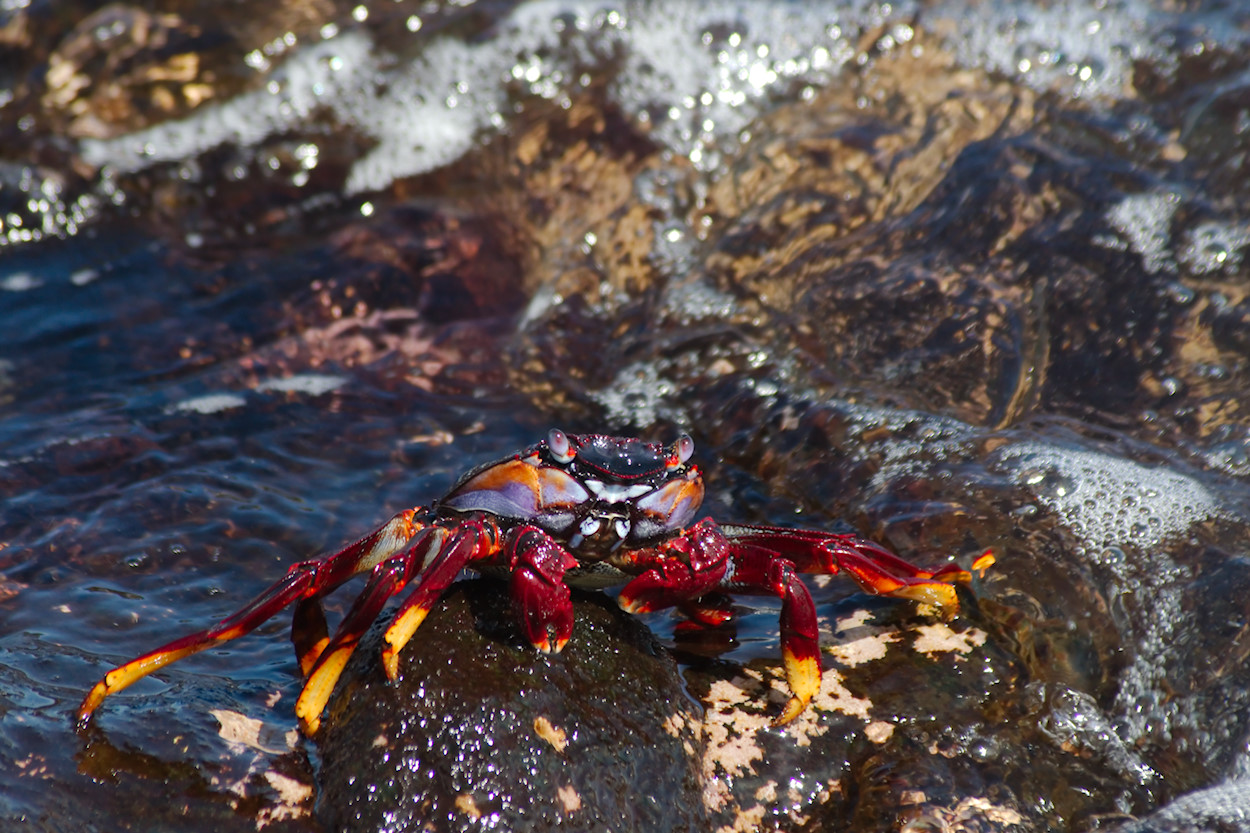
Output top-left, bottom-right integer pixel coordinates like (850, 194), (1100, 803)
(504, 519), (731, 658)
(509, 525), (579, 653)
(717, 542), (822, 725)
(615, 518), (731, 613)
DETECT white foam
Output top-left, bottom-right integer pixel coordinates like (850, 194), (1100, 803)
(0, 272), (41, 291)
(939, 0), (1173, 99)
(72, 1), (1250, 223)
(994, 439), (1221, 750)
(255, 374), (345, 396)
(1127, 779), (1250, 830)
(78, 1), (909, 193)
(81, 32), (378, 173)
(590, 360), (679, 429)
(1179, 220), (1250, 275)
(996, 441), (1219, 552)
(172, 393), (247, 414)
(1102, 192), (1181, 274)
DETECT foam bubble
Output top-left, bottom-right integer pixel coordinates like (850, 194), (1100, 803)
(1102, 191), (1181, 274)
(590, 361), (680, 429)
(939, 0), (1176, 99)
(1118, 779), (1250, 832)
(996, 441), (1219, 551)
(79, 1), (911, 192)
(81, 32), (378, 174)
(72, 1), (1250, 224)
(171, 393), (247, 414)
(1179, 221), (1250, 276)
(255, 374), (345, 396)
(995, 439), (1214, 750)
(1, 272), (41, 291)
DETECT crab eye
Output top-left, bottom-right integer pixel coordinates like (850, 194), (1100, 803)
(674, 433), (695, 465)
(547, 428), (574, 464)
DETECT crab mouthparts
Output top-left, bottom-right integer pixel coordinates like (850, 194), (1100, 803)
(566, 514), (632, 550)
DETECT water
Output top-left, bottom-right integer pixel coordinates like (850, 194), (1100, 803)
(5, 0), (1250, 829)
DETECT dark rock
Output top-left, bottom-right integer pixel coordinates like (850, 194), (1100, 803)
(315, 580), (707, 833)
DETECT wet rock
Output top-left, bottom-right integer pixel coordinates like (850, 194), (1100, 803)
(41, 5), (218, 140)
(315, 557), (1025, 832)
(497, 28), (1250, 825)
(315, 580), (706, 833)
(681, 599), (1025, 831)
(1114, 778), (1250, 833)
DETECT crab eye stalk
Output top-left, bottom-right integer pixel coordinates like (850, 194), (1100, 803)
(674, 433), (695, 465)
(547, 428), (574, 464)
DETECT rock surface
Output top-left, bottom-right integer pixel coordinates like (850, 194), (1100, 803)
(317, 581), (706, 833)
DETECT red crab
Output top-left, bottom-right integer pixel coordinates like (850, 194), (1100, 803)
(78, 431), (990, 734)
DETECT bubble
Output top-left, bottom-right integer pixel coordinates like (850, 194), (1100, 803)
(1104, 191), (1181, 274)
(255, 374), (345, 396)
(77, 1), (893, 192)
(1179, 221), (1250, 276)
(996, 441), (1220, 551)
(1, 272), (41, 291)
(589, 362), (680, 429)
(944, 0), (1177, 99)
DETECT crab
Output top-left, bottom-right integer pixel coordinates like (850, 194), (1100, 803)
(77, 430), (990, 735)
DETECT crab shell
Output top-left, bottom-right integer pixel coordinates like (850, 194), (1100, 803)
(439, 430), (703, 571)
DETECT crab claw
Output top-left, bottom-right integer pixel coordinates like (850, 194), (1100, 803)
(511, 526), (578, 653)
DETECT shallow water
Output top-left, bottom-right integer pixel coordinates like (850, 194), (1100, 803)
(4, 0), (1250, 830)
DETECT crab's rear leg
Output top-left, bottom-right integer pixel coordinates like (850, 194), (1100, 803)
(76, 509), (424, 729)
(291, 596), (332, 678)
(616, 520), (818, 725)
(379, 520), (497, 679)
(296, 521), (491, 735)
(720, 523), (970, 614)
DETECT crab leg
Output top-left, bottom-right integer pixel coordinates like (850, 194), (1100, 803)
(76, 509), (424, 729)
(291, 596), (331, 678)
(616, 518), (731, 614)
(509, 525), (579, 653)
(675, 594), (736, 629)
(719, 543), (823, 726)
(294, 521), (490, 735)
(380, 520), (494, 680)
(720, 523), (966, 613)
(617, 520), (821, 725)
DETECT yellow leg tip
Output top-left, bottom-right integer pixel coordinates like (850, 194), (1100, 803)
(77, 682), (108, 726)
(382, 606), (429, 679)
(295, 645), (353, 736)
(381, 648), (400, 682)
(972, 549), (996, 574)
(532, 635), (569, 654)
(776, 650), (820, 726)
(773, 695), (808, 727)
(617, 595), (647, 615)
(894, 581), (959, 613)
